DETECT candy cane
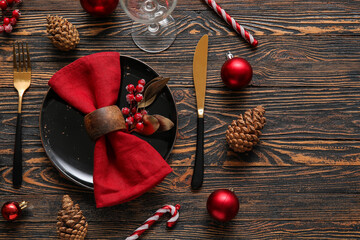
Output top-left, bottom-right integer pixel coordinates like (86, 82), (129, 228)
(204, 0), (258, 47)
(126, 204), (181, 240)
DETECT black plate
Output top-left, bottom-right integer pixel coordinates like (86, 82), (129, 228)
(40, 55), (177, 189)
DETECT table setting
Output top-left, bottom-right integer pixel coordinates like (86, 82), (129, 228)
(1, 0), (360, 239)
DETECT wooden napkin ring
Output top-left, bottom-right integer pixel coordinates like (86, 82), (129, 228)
(84, 105), (126, 141)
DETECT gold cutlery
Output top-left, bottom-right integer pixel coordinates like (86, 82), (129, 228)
(191, 35), (208, 189)
(13, 42), (31, 188)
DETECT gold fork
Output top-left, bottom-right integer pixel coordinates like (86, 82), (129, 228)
(13, 42), (31, 188)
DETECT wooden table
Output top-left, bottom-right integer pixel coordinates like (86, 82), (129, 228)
(1, 0), (359, 239)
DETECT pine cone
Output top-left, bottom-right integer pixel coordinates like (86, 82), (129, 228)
(46, 15), (80, 51)
(57, 195), (88, 240)
(226, 106), (266, 153)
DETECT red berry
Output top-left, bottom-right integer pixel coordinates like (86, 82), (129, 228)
(4, 24), (12, 33)
(7, 0), (14, 4)
(138, 79), (146, 85)
(134, 113), (142, 122)
(126, 84), (135, 93)
(131, 107), (137, 115)
(126, 117), (134, 125)
(12, 9), (21, 19)
(10, 17), (16, 26)
(0, 25), (4, 33)
(141, 109), (148, 115)
(3, 18), (10, 25)
(136, 122), (144, 131)
(14, 0), (21, 3)
(126, 94), (134, 103)
(0, 1), (7, 10)
(121, 107), (130, 115)
(135, 94), (143, 102)
(136, 84), (144, 93)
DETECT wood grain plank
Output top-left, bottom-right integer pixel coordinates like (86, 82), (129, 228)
(1, 87), (360, 141)
(7, 187), (360, 221)
(2, 220), (360, 239)
(17, 0), (360, 12)
(1, 165), (360, 201)
(1, 138), (359, 167)
(4, 9), (360, 37)
(1, 35), (358, 64)
(0, 87), (359, 166)
(0, 37), (359, 88)
(1, 57), (359, 88)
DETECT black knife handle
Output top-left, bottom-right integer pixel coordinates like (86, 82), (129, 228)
(13, 112), (22, 188)
(191, 117), (204, 189)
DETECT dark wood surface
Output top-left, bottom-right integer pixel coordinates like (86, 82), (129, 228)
(1, 0), (359, 239)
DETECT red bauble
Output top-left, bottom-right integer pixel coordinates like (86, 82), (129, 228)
(207, 189), (239, 222)
(221, 52), (252, 90)
(1, 201), (27, 221)
(80, 0), (119, 17)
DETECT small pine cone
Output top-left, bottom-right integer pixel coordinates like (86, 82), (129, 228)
(57, 195), (88, 240)
(46, 15), (80, 51)
(226, 106), (266, 153)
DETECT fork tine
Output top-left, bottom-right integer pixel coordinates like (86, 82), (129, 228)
(21, 42), (26, 72)
(17, 42), (21, 71)
(13, 43), (17, 71)
(26, 43), (30, 70)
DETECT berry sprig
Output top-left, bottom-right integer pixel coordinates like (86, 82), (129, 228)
(122, 79), (147, 131)
(0, 0), (22, 34)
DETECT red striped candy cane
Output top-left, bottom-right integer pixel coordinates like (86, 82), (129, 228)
(205, 0), (258, 47)
(126, 204), (181, 240)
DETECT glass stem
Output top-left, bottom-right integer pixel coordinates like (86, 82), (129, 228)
(148, 23), (160, 33)
(142, 0), (161, 34)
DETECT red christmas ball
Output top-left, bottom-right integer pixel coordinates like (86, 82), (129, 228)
(221, 52), (252, 90)
(2, 202), (21, 221)
(80, 0), (119, 17)
(207, 189), (239, 222)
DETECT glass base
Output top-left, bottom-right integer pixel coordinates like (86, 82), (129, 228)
(131, 15), (177, 53)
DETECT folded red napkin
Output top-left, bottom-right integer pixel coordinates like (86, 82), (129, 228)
(49, 52), (172, 208)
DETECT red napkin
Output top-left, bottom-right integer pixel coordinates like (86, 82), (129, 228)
(49, 52), (172, 208)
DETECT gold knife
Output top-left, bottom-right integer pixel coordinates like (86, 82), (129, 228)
(191, 34), (208, 189)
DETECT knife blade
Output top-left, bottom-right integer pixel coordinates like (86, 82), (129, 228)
(191, 34), (208, 190)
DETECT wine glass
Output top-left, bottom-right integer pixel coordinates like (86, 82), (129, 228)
(120, 0), (177, 53)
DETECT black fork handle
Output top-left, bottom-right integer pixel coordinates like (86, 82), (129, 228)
(13, 112), (22, 188)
